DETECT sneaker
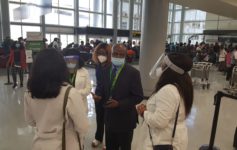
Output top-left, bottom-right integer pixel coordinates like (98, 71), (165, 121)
(12, 84), (17, 89)
(91, 139), (101, 147)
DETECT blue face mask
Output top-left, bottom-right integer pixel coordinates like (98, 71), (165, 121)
(112, 57), (125, 67)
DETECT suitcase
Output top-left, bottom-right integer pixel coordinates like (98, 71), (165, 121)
(234, 127), (237, 148)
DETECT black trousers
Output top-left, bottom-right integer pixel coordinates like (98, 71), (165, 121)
(105, 130), (133, 150)
(95, 102), (105, 142)
(11, 66), (23, 85)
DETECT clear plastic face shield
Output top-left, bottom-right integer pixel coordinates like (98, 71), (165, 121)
(149, 53), (185, 79)
(64, 55), (79, 69)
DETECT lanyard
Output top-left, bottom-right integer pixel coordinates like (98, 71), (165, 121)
(69, 72), (76, 86)
(110, 64), (125, 93)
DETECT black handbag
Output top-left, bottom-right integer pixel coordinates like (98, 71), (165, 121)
(62, 86), (83, 150)
(148, 104), (180, 150)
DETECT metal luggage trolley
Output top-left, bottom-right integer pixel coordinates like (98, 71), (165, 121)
(191, 62), (212, 89)
(230, 66), (237, 88)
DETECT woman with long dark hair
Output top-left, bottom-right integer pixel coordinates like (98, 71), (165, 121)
(137, 53), (193, 150)
(24, 49), (89, 150)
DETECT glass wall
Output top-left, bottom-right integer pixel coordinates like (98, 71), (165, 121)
(168, 3), (206, 43)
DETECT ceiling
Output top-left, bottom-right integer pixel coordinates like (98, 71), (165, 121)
(170, 0), (237, 19)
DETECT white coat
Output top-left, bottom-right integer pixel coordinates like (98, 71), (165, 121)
(24, 85), (89, 150)
(142, 84), (188, 150)
(74, 67), (92, 113)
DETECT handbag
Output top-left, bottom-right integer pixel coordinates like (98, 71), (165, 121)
(148, 104), (180, 150)
(62, 86), (83, 150)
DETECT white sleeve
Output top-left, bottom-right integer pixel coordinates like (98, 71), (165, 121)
(144, 85), (180, 129)
(78, 69), (92, 97)
(67, 89), (89, 134)
(24, 92), (36, 127)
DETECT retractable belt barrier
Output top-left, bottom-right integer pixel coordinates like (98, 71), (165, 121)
(199, 90), (237, 150)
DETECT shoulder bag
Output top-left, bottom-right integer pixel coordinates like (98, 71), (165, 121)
(148, 104), (180, 150)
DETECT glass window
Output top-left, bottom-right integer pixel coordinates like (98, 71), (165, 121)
(168, 11), (173, 22)
(9, 0), (20, 2)
(90, 0), (103, 12)
(167, 23), (171, 35)
(90, 13), (103, 27)
(173, 23), (180, 34)
(184, 10), (196, 21)
(68, 35), (74, 44)
(175, 5), (182, 10)
(79, 12), (89, 27)
(59, 10), (74, 26)
(169, 3), (173, 10)
(46, 34), (51, 43)
(106, 15), (113, 28)
(52, 0), (59, 7)
(79, 35), (86, 43)
(22, 26), (40, 38)
(174, 11), (181, 22)
(60, 34), (67, 49)
(45, 8), (59, 25)
(9, 3), (21, 22)
(122, 1), (129, 18)
(79, 0), (90, 11)
(133, 18), (140, 30)
(107, 0), (113, 14)
(196, 10), (206, 21)
(121, 17), (129, 29)
(183, 22), (205, 34)
(10, 25), (22, 40)
(172, 35), (180, 43)
(59, 0), (74, 8)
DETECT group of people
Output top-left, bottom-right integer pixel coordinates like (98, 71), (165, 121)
(23, 41), (194, 150)
(166, 41), (237, 81)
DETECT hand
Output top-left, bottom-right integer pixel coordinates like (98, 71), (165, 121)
(91, 92), (102, 102)
(136, 104), (147, 117)
(105, 99), (119, 108)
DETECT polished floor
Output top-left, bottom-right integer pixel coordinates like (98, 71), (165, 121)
(0, 67), (236, 150)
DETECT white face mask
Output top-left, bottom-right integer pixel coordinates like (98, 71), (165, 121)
(67, 63), (76, 69)
(98, 55), (107, 63)
(112, 57), (125, 67)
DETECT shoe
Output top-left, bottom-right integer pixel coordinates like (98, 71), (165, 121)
(91, 139), (101, 147)
(12, 84), (17, 89)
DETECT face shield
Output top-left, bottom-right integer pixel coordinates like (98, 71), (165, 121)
(64, 55), (79, 69)
(149, 53), (185, 79)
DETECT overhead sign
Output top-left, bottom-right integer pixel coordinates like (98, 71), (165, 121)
(27, 32), (43, 41)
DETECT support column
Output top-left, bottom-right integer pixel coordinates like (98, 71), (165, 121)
(0, 0), (3, 41)
(112, 0), (119, 44)
(179, 6), (185, 42)
(75, 0), (79, 43)
(41, 15), (46, 38)
(1, 0), (10, 39)
(139, 0), (169, 96)
(128, 0), (134, 41)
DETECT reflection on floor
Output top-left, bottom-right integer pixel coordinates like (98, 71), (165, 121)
(0, 67), (236, 150)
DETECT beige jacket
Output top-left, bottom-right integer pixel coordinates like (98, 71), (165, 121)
(74, 67), (92, 113)
(24, 85), (89, 150)
(143, 84), (188, 150)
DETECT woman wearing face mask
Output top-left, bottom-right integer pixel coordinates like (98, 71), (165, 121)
(91, 43), (112, 148)
(63, 49), (92, 113)
(136, 53), (193, 150)
(8, 41), (26, 88)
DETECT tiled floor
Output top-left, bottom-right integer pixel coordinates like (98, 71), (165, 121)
(0, 67), (236, 150)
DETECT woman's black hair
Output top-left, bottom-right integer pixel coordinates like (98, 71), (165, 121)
(27, 49), (69, 99)
(154, 53), (193, 117)
(62, 48), (84, 69)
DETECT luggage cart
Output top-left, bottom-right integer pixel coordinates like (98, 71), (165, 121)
(191, 62), (212, 89)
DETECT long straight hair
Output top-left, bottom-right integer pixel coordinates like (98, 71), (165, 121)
(153, 53), (193, 117)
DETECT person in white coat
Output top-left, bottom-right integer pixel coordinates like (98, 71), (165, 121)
(24, 49), (89, 150)
(137, 53), (193, 150)
(63, 49), (92, 113)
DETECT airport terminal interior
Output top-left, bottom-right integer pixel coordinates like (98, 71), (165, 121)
(0, 0), (237, 150)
